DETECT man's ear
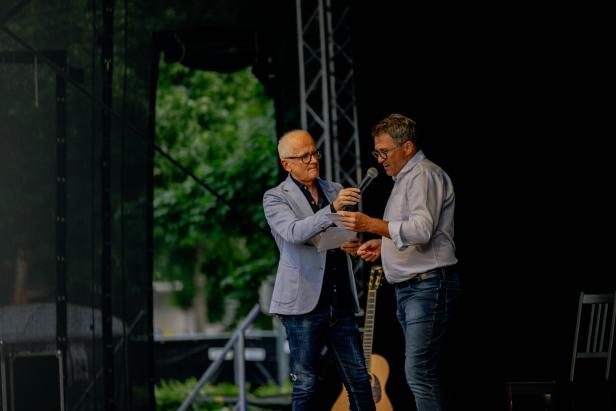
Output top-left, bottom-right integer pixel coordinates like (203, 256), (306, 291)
(281, 159), (292, 173)
(403, 140), (416, 156)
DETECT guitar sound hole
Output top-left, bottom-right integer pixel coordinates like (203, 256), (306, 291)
(370, 374), (382, 402)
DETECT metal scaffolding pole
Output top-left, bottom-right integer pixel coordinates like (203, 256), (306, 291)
(295, 0), (361, 187)
(295, 0), (365, 298)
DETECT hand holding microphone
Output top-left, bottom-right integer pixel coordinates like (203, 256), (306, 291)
(336, 168), (389, 236)
(332, 187), (361, 211)
(336, 167), (378, 212)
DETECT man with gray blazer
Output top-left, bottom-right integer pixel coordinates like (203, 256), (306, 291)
(263, 130), (375, 411)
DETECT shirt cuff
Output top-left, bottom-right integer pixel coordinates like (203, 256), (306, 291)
(388, 221), (408, 250)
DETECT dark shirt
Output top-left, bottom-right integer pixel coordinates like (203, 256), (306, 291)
(290, 176), (354, 312)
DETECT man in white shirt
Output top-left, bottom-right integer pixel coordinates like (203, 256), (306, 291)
(338, 113), (461, 411)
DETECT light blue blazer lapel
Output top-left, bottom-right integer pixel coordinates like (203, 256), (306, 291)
(280, 175), (314, 218)
(318, 178), (338, 205)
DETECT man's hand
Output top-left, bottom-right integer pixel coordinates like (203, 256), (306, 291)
(357, 239), (382, 262)
(340, 237), (361, 257)
(332, 187), (361, 211)
(338, 211), (372, 232)
(338, 211), (391, 238)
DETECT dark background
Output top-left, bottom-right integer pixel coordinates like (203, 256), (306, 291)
(348, 2), (614, 410)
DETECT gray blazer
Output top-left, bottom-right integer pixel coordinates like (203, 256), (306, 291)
(263, 175), (360, 315)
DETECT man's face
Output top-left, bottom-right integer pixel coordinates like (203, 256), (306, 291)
(281, 133), (320, 184)
(373, 133), (412, 177)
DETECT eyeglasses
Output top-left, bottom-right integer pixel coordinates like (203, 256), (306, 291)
(284, 150), (322, 164)
(371, 145), (401, 160)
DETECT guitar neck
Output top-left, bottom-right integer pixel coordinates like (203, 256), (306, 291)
(363, 289), (377, 371)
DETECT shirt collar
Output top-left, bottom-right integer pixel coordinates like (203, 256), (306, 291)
(289, 174), (328, 209)
(392, 150), (425, 181)
(289, 174), (316, 191)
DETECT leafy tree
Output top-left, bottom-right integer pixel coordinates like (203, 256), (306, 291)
(154, 59), (278, 330)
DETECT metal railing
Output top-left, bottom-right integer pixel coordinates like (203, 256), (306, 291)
(177, 304), (261, 411)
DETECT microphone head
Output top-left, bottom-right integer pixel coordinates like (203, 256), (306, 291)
(358, 167), (379, 191)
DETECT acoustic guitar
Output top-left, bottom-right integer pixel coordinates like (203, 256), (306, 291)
(331, 265), (393, 411)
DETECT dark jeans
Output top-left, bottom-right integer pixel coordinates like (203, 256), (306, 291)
(280, 307), (375, 411)
(395, 266), (461, 411)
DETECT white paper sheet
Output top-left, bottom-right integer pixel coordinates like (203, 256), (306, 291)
(315, 226), (356, 252)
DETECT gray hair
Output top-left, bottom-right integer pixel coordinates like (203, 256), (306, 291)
(277, 129), (311, 159)
(371, 113), (418, 148)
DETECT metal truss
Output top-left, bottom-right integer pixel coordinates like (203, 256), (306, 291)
(295, 0), (361, 187)
(295, 0), (366, 299)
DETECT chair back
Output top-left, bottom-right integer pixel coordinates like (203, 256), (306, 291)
(570, 291), (616, 382)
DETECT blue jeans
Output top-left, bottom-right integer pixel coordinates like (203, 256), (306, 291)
(395, 266), (461, 411)
(280, 307), (375, 411)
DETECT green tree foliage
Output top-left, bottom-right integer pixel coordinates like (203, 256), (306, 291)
(155, 378), (291, 410)
(154, 60), (278, 326)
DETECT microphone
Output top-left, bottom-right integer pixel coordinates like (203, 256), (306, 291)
(341, 167), (378, 211)
(358, 167), (378, 191)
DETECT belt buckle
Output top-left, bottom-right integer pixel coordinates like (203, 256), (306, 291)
(398, 272), (429, 288)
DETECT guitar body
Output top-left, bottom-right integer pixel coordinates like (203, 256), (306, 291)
(332, 266), (391, 410)
(331, 353), (392, 411)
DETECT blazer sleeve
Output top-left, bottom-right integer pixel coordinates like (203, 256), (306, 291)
(263, 188), (338, 245)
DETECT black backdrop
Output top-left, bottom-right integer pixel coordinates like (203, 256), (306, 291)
(349, 2), (614, 410)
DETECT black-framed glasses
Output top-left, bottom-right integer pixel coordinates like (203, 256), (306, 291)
(371, 145), (401, 160)
(285, 150), (322, 164)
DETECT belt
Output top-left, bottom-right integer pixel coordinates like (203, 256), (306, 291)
(394, 265), (456, 288)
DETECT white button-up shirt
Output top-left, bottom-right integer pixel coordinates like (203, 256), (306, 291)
(381, 150), (457, 284)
